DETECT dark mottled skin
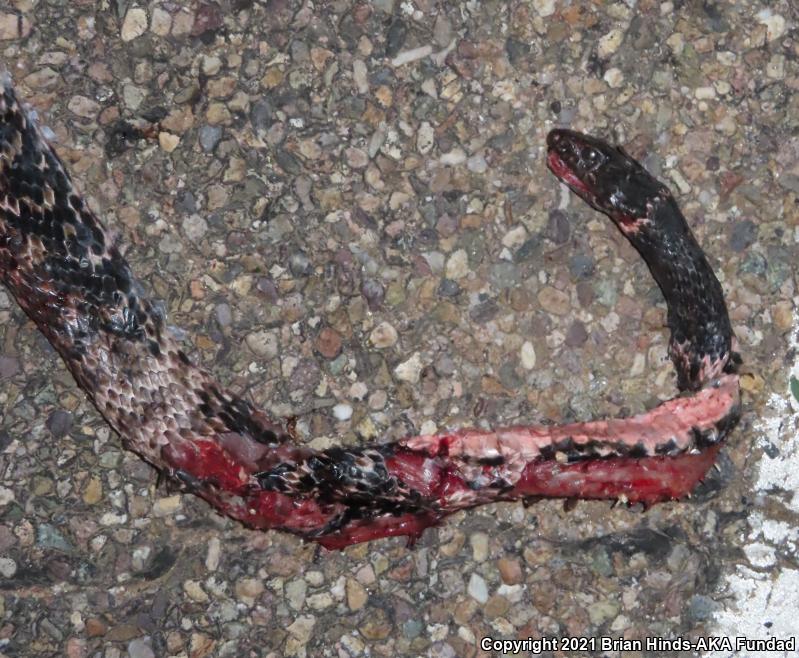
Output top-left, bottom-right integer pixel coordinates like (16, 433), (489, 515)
(0, 80), (740, 548)
(546, 129), (740, 391)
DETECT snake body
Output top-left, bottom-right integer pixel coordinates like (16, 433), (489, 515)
(0, 79), (740, 548)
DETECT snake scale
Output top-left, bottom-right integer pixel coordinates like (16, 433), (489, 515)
(0, 77), (740, 548)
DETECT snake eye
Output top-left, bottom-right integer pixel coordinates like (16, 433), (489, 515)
(581, 147), (602, 169)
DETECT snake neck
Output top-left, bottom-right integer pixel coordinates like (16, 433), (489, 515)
(629, 194), (738, 391)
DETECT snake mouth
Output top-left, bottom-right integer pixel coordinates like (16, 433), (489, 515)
(546, 148), (593, 198)
(546, 130), (596, 202)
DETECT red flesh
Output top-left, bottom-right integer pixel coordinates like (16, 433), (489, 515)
(160, 377), (738, 547)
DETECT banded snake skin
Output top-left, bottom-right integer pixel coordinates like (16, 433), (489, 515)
(0, 78), (740, 548)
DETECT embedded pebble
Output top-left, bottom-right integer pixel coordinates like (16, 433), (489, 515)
(417, 122), (435, 154)
(467, 573), (488, 603)
(445, 250), (469, 279)
(333, 403), (353, 421)
(598, 29), (624, 58)
(121, 7), (148, 41)
(369, 321), (398, 348)
(199, 125), (223, 152)
(520, 341), (536, 370)
(538, 286), (570, 315)
(245, 330), (278, 359)
(394, 353), (423, 383)
(127, 639), (155, 658)
(68, 95), (100, 119)
(0, 556), (17, 578)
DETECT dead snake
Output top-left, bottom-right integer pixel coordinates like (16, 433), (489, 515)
(0, 78), (740, 549)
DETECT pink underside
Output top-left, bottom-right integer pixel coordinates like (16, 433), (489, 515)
(160, 375), (738, 548)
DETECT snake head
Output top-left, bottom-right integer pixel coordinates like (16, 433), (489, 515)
(547, 129), (667, 228)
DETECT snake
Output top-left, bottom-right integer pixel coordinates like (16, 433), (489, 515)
(0, 77), (740, 549)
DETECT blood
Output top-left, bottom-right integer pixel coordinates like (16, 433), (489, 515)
(546, 150), (592, 197)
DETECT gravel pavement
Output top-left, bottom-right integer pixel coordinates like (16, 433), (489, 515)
(0, 2), (797, 657)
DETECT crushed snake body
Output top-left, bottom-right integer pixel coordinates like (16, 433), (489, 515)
(0, 79), (740, 549)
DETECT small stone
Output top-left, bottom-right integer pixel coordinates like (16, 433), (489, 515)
(695, 86), (716, 100)
(467, 573), (488, 603)
(180, 214), (207, 242)
(598, 28), (624, 58)
(0, 355), (20, 379)
(152, 495), (182, 517)
(199, 125), (223, 152)
(532, 0), (556, 17)
(766, 54), (785, 79)
(286, 615), (315, 643)
(126, 638), (155, 658)
(739, 372), (764, 394)
(206, 537), (221, 571)
(470, 532), (489, 561)
(604, 67), (624, 88)
(352, 59), (369, 93)
(66, 638), (86, 658)
(361, 279), (385, 310)
(307, 592), (333, 610)
(150, 7), (171, 36)
(198, 57), (221, 79)
(467, 154), (487, 173)
(285, 578), (307, 610)
(206, 103), (231, 125)
(417, 122), (435, 154)
(756, 10), (786, 41)
(0, 556), (17, 578)
(729, 220), (756, 252)
(538, 286), (570, 315)
(446, 249), (469, 279)
(190, 634), (214, 657)
(316, 327), (343, 359)
(245, 330), (278, 359)
(369, 321), (398, 348)
(502, 226), (527, 248)
(122, 84), (145, 111)
(588, 599), (619, 626)
(484, 594), (510, 619)
(83, 477), (103, 505)
(520, 341), (536, 370)
(565, 320), (588, 347)
(289, 250), (312, 277)
(184, 580), (209, 603)
(46, 409), (72, 438)
(86, 618), (107, 637)
(333, 404), (353, 421)
(345, 147), (369, 169)
(0, 12), (33, 39)
(158, 131), (180, 152)
(121, 7), (148, 42)
(440, 147), (466, 166)
(394, 353), (423, 383)
(207, 76), (236, 99)
(0, 486), (15, 506)
(426, 14), (451, 48)
(773, 301), (793, 332)
(346, 577), (368, 610)
(497, 557), (523, 585)
(235, 577), (264, 605)
(386, 18), (408, 57)
(68, 95), (100, 119)
(24, 67), (60, 90)
(99, 512), (127, 525)
(368, 390), (387, 409)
